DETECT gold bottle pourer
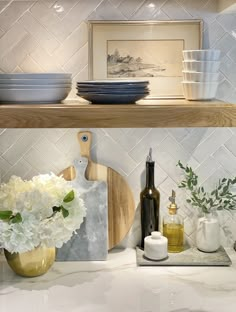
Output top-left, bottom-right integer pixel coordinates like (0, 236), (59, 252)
(168, 190), (178, 214)
(146, 148), (153, 162)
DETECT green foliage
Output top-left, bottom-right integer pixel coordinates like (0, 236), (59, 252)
(0, 211), (22, 223)
(63, 190), (74, 203)
(177, 160), (236, 214)
(51, 190), (74, 218)
(10, 213), (22, 224)
(61, 206), (69, 218)
(0, 190), (74, 223)
(0, 211), (13, 220)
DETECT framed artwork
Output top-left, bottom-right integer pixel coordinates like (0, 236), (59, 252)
(88, 20), (203, 99)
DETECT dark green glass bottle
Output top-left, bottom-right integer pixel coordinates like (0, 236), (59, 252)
(140, 148), (160, 249)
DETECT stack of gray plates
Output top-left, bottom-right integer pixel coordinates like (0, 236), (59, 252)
(76, 80), (149, 104)
(0, 73), (72, 104)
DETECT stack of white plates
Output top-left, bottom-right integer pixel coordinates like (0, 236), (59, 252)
(0, 73), (72, 104)
(76, 80), (150, 104)
(182, 50), (221, 100)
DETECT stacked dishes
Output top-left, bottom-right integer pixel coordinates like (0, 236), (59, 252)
(76, 80), (149, 104)
(0, 73), (72, 104)
(182, 50), (221, 100)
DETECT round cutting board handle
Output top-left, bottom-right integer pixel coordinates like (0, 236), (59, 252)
(77, 131), (92, 159)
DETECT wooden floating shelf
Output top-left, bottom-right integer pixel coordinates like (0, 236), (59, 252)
(218, 0), (236, 12)
(0, 99), (235, 128)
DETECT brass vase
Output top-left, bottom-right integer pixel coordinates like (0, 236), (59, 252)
(4, 246), (55, 277)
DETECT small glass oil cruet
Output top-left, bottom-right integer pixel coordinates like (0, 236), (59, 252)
(163, 190), (184, 252)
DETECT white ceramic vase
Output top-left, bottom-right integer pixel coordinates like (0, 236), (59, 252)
(196, 212), (220, 252)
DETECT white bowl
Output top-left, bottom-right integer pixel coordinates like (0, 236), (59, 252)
(0, 78), (72, 85)
(183, 49), (221, 61)
(182, 82), (218, 100)
(0, 84), (72, 89)
(182, 71), (220, 82)
(0, 88), (71, 104)
(0, 73), (72, 79)
(182, 61), (221, 73)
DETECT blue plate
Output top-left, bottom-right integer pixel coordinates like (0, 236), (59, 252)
(77, 79), (149, 84)
(77, 92), (148, 104)
(77, 88), (149, 94)
(77, 82), (149, 89)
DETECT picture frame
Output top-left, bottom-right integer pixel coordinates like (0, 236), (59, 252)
(88, 20), (203, 99)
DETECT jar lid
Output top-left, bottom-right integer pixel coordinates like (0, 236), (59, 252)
(151, 231), (162, 239)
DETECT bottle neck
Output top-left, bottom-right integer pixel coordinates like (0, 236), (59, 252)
(146, 162), (155, 188)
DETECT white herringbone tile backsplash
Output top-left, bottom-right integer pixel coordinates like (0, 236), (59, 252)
(0, 0), (235, 101)
(1, 128), (236, 248)
(0, 0), (236, 248)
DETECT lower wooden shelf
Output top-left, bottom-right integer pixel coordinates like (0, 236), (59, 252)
(0, 99), (235, 128)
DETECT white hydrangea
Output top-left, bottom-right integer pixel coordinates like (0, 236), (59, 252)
(0, 174), (86, 253)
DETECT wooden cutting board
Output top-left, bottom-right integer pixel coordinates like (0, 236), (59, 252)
(59, 131), (135, 250)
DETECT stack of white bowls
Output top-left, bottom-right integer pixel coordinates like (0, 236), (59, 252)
(182, 50), (221, 100)
(0, 73), (72, 104)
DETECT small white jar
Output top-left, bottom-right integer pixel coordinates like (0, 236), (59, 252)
(144, 231), (168, 260)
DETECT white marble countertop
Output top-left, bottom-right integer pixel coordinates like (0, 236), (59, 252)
(1, 248), (236, 312)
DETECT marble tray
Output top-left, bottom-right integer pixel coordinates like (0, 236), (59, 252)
(136, 246), (232, 266)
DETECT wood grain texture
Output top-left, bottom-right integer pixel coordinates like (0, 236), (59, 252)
(77, 131), (107, 181)
(107, 168), (135, 249)
(218, 0), (236, 11)
(60, 131), (135, 250)
(0, 100), (235, 128)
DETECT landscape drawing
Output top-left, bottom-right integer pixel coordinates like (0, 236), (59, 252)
(107, 40), (183, 78)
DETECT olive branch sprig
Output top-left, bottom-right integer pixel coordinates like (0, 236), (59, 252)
(177, 161), (236, 214)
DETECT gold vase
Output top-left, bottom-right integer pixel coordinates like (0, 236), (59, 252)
(4, 246), (55, 277)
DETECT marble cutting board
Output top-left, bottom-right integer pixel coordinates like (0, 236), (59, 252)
(136, 246), (232, 266)
(56, 157), (108, 261)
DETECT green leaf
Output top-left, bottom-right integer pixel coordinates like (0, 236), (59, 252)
(0, 210), (13, 220)
(223, 186), (228, 193)
(177, 161), (184, 169)
(61, 206), (69, 218)
(179, 182), (186, 189)
(10, 213), (22, 224)
(186, 199), (192, 203)
(63, 190), (75, 203)
(187, 179), (192, 189)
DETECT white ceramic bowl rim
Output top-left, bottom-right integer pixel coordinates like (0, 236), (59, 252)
(0, 73), (72, 79)
(182, 70), (219, 74)
(0, 79), (72, 81)
(183, 49), (221, 52)
(0, 88), (72, 90)
(182, 60), (221, 63)
(181, 82), (218, 84)
(0, 73), (72, 75)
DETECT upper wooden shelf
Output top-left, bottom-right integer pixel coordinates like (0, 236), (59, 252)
(218, 0), (236, 12)
(0, 99), (235, 128)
